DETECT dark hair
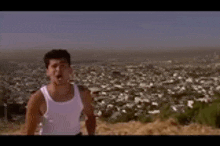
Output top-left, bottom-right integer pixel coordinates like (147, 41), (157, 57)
(43, 49), (71, 68)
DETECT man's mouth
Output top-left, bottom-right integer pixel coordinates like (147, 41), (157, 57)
(56, 75), (62, 80)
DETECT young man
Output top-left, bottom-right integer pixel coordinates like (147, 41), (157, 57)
(25, 49), (96, 135)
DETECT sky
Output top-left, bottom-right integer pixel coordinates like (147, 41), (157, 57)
(1, 11), (220, 50)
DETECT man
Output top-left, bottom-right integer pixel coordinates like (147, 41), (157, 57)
(25, 49), (96, 135)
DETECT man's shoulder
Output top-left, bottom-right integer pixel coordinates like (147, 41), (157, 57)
(27, 89), (45, 105)
(76, 84), (93, 106)
(76, 84), (92, 101)
(77, 84), (90, 93)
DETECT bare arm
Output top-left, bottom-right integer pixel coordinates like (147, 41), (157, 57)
(25, 91), (42, 135)
(79, 86), (96, 135)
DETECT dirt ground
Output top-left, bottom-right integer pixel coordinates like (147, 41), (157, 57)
(2, 118), (220, 135)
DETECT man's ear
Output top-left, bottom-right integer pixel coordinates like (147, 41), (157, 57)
(69, 66), (73, 74)
(69, 67), (74, 81)
(46, 68), (50, 77)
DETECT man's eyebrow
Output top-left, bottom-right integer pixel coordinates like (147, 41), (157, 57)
(59, 60), (68, 63)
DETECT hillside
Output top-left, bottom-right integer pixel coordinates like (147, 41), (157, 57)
(1, 47), (220, 135)
(2, 118), (220, 135)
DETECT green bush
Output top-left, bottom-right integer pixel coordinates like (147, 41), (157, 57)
(137, 114), (153, 123)
(172, 96), (220, 128)
(175, 101), (209, 125)
(107, 113), (131, 124)
(158, 103), (176, 121)
(104, 110), (137, 124)
(195, 101), (220, 128)
(101, 109), (154, 124)
(0, 86), (9, 106)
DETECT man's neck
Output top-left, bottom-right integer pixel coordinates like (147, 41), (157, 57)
(49, 82), (73, 96)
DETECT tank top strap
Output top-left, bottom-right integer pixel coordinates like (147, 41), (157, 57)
(74, 84), (80, 98)
(40, 85), (51, 102)
(74, 84), (83, 109)
(40, 84), (82, 105)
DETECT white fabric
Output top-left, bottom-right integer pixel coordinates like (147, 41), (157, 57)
(39, 84), (83, 135)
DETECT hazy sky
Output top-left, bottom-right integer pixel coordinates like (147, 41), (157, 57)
(1, 11), (220, 50)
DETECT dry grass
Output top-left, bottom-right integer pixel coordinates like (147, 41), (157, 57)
(2, 118), (220, 135)
(87, 118), (220, 135)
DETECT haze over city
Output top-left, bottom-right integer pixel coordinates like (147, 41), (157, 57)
(1, 11), (220, 50)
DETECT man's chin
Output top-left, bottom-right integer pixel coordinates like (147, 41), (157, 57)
(53, 79), (68, 85)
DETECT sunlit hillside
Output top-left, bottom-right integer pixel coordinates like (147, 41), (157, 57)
(2, 118), (220, 135)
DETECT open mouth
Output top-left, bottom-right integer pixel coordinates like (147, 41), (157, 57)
(56, 74), (63, 80)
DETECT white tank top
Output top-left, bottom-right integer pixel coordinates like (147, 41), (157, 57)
(39, 84), (83, 135)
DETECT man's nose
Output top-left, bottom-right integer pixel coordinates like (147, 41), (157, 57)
(56, 66), (61, 71)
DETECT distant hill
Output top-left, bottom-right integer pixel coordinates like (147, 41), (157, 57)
(0, 47), (220, 63)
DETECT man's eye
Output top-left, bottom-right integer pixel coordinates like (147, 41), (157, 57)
(52, 65), (57, 68)
(60, 64), (66, 68)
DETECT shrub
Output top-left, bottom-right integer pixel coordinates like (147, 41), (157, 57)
(174, 101), (209, 125)
(195, 100), (220, 128)
(0, 86), (8, 106)
(137, 114), (153, 123)
(158, 103), (176, 121)
(103, 109), (137, 124)
(103, 109), (154, 124)
(172, 97), (220, 127)
(107, 112), (133, 124)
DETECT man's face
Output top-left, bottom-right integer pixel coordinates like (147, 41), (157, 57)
(46, 58), (73, 85)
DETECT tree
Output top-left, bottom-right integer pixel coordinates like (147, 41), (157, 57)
(0, 85), (10, 122)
